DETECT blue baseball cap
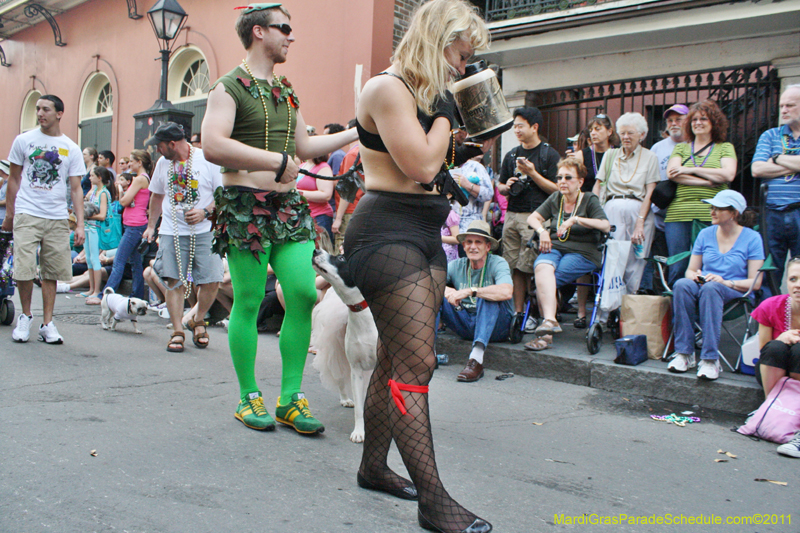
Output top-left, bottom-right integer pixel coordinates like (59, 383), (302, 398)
(702, 190), (747, 213)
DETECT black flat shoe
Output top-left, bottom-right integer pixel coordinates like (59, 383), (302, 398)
(573, 316), (587, 329)
(356, 471), (418, 501)
(418, 509), (492, 533)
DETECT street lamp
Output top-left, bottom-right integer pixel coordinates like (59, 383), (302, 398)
(133, 0), (193, 152)
(146, 0), (187, 107)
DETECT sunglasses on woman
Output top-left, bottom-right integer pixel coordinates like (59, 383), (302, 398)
(556, 174), (576, 181)
(269, 23), (292, 36)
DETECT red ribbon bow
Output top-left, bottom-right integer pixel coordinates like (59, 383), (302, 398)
(388, 379), (428, 416)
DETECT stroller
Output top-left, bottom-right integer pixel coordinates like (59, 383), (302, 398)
(0, 230), (14, 325)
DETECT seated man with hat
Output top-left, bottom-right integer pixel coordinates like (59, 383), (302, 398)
(440, 220), (514, 382)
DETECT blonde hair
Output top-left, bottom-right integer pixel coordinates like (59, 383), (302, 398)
(392, 0), (489, 115)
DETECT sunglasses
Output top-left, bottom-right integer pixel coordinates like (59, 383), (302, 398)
(556, 174), (575, 181)
(269, 23), (292, 35)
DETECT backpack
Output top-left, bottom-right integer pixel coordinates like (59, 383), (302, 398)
(97, 190), (122, 250)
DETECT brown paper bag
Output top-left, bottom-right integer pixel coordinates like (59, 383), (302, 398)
(619, 295), (672, 360)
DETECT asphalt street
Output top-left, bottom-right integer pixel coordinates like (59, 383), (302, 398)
(1, 289), (798, 533)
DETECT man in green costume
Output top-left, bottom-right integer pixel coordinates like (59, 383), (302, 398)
(202, 3), (357, 434)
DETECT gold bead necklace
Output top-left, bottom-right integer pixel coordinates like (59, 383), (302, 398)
(242, 60), (292, 153)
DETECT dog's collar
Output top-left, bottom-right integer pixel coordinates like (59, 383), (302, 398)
(347, 300), (369, 313)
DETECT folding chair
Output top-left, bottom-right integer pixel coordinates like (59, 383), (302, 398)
(717, 255), (776, 372)
(654, 255), (776, 371)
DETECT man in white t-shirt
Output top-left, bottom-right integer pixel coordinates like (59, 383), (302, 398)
(2, 95), (86, 344)
(643, 104), (688, 290)
(143, 122), (222, 352)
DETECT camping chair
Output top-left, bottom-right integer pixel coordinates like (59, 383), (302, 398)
(653, 254), (776, 372)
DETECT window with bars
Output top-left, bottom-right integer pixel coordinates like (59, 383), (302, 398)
(95, 83), (112, 115)
(180, 59), (210, 99)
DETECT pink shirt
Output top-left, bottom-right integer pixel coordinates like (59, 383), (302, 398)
(752, 294), (791, 340)
(297, 163), (334, 218)
(122, 177), (151, 227)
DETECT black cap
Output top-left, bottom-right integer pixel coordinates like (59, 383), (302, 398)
(145, 122), (186, 146)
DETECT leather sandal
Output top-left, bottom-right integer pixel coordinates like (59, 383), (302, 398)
(524, 335), (553, 352)
(167, 331), (185, 353)
(534, 319), (562, 336)
(187, 318), (209, 349)
(573, 316), (587, 329)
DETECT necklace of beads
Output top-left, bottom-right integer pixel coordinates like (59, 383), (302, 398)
(780, 134), (800, 183)
(616, 146), (642, 184)
(557, 191), (583, 242)
(463, 259), (487, 305)
(242, 60), (292, 154)
(690, 141), (714, 168)
(168, 146), (196, 300)
(785, 296), (793, 332)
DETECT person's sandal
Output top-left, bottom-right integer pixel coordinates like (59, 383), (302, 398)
(573, 316), (587, 329)
(187, 318), (209, 349)
(524, 335), (553, 352)
(167, 331), (185, 353)
(534, 319), (562, 336)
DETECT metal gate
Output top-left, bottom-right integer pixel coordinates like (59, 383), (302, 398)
(528, 64), (781, 205)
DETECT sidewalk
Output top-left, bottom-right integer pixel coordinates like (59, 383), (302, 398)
(436, 318), (763, 416)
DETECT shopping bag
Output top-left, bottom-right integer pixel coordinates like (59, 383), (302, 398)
(599, 240), (630, 312)
(619, 294), (672, 360)
(737, 377), (800, 444)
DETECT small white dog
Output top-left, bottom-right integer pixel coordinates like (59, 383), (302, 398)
(311, 249), (377, 443)
(100, 287), (148, 334)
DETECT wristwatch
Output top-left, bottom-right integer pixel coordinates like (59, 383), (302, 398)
(470, 287), (478, 298)
(203, 207), (211, 219)
(535, 226), (546, 235)
(772, 154), (781, 165)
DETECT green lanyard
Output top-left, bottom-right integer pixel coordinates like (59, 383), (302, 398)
(464, 259), (487, 305)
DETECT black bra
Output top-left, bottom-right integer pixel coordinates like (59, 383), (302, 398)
(356, 72), (434, 153)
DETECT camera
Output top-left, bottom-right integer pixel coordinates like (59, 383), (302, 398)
(696, 275), (706, 285)
(509, 175), (532, 196)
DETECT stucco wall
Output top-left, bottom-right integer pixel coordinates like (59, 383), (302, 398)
(0, 0), (395, 160)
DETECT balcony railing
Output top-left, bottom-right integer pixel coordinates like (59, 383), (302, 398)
(485, 0), (606, 21)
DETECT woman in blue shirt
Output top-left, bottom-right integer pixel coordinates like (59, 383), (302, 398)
(668, 190), (764, 380)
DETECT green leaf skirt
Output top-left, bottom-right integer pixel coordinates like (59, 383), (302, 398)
(212, 186), (316, 261)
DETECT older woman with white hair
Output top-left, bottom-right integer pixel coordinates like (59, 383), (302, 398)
(592, 112), (660, 294)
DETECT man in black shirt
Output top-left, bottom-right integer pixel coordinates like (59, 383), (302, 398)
(496, 107), (561, 328)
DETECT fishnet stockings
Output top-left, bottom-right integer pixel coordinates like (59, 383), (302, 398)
(352, 244), (480, 533)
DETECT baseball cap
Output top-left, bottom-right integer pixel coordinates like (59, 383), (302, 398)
(0, 160), (10, 175)
(702, 189), (747, 213)
(145, 122), (186, 146)
(663, 104), (689, 118)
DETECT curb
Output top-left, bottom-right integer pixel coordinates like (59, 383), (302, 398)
(436, 332), (763, 415)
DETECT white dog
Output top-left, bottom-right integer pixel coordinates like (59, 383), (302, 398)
(311, 249), (377, 443)
(100, 287), (148, 334)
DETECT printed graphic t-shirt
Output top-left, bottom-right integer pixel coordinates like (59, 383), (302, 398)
(149, 147), (222, 236)
(8, 128), (86, 220)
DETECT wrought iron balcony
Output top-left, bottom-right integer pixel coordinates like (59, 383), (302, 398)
(484, 0), (605, 21)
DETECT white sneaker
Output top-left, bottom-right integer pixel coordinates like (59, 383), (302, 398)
(697, 359), (721, 380)
(524, 315), (538, 333)
(38, 321), (64, 344)
(12, 314), (32, 342)
(777, 431), (800, 458)
(56, 282), (70, 293)
(667, 353), (695, 373)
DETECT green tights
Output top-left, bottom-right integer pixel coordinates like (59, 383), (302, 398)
(226, 241), (317, 405)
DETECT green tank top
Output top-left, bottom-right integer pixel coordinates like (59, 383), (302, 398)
(211, 66), (298, 172)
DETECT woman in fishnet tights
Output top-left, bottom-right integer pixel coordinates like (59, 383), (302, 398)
(343, 1), (491, 532)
